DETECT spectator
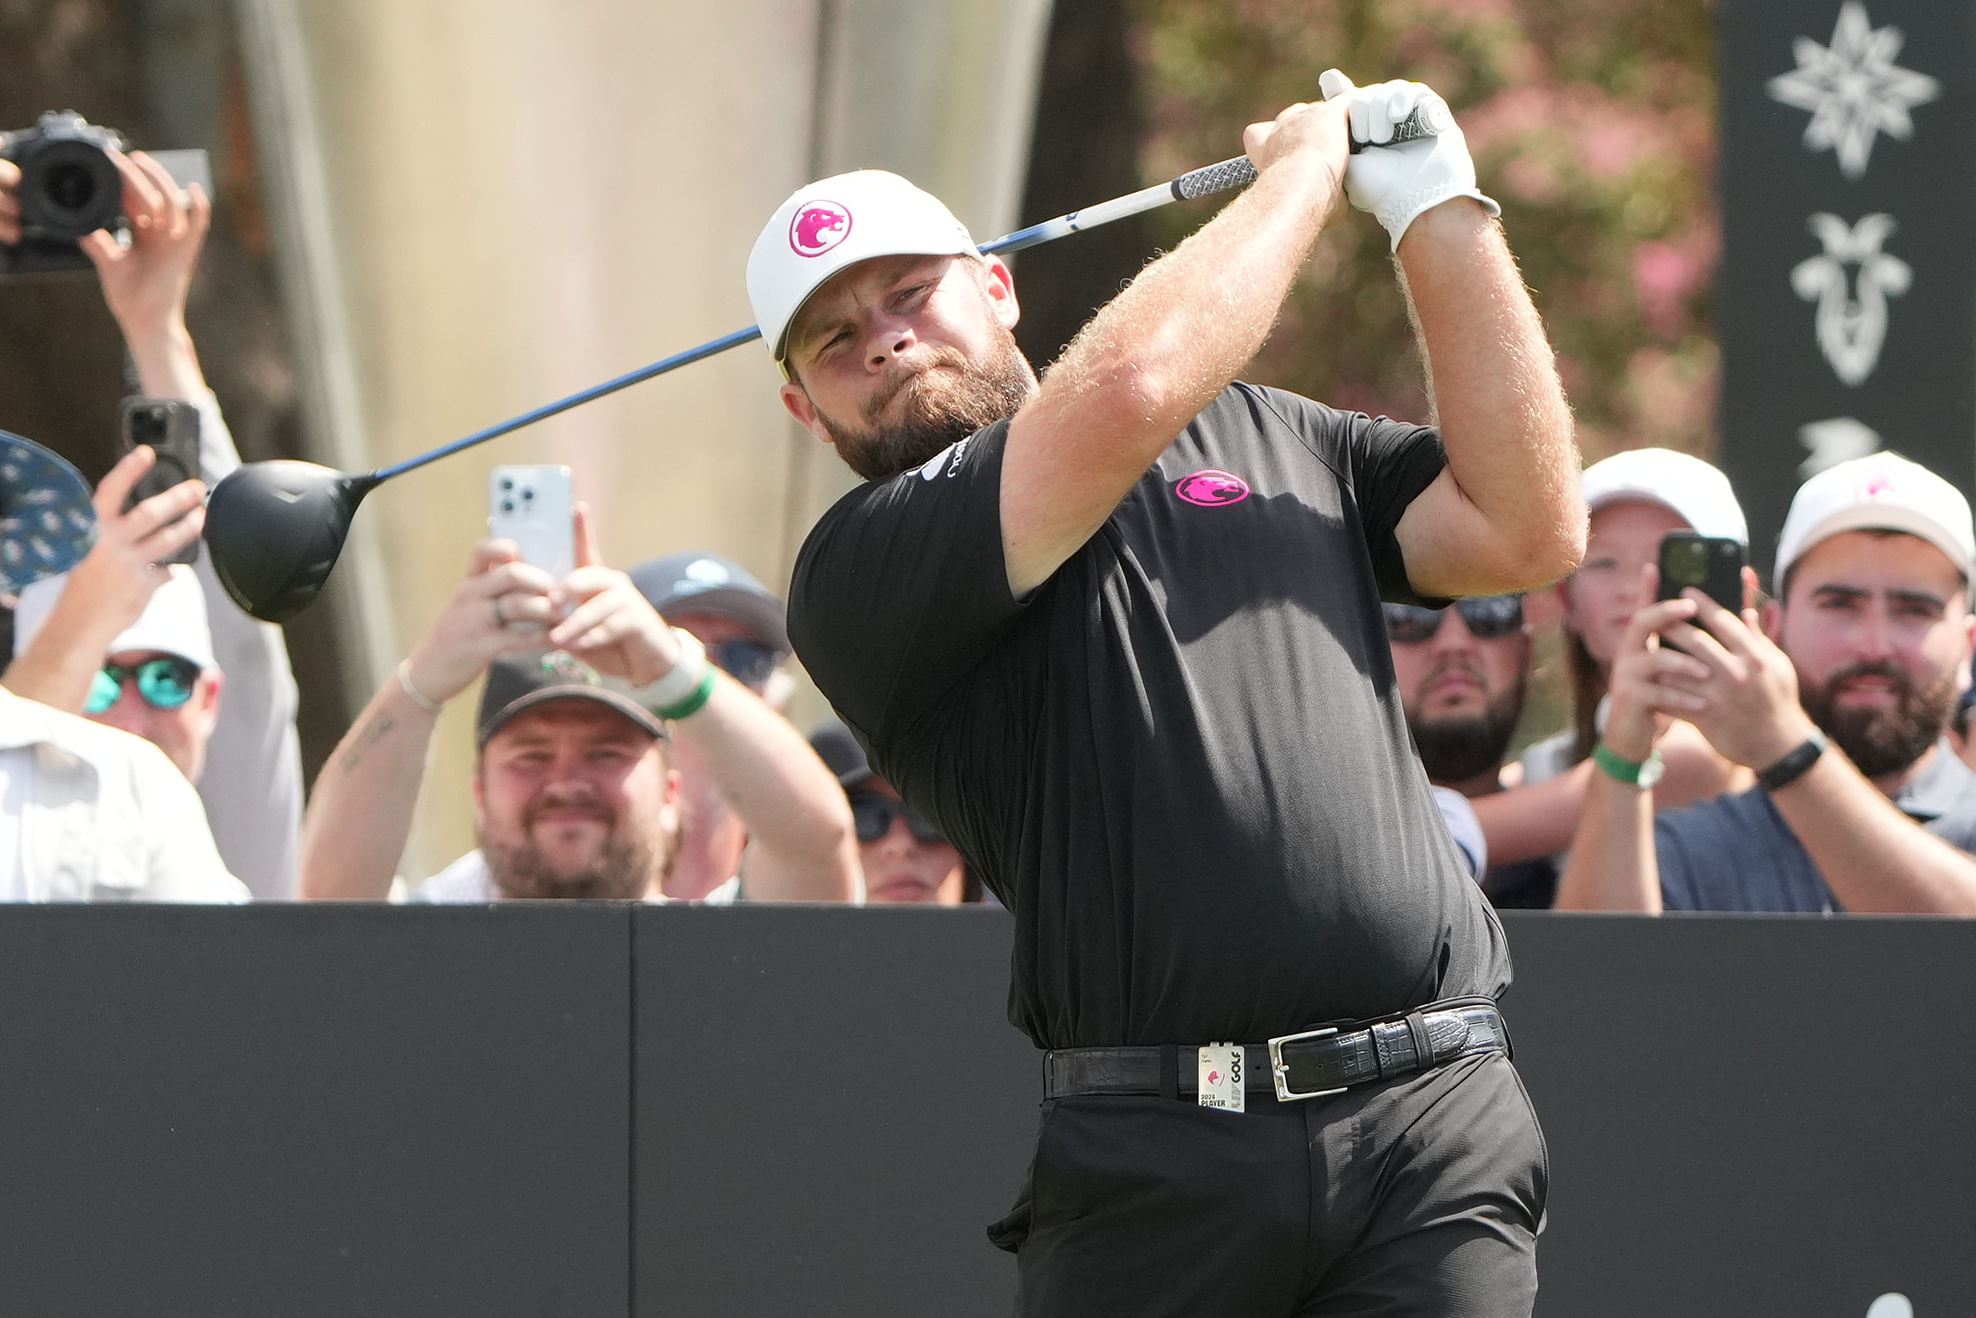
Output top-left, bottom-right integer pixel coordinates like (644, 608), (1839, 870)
(1556, 451), (1976, 914)
(0, 429), (243, 903)
(299, 522), (857, 903)
(627, 552), (815, 894)
(1472, 448), (1754, 877)
(810, 719), (980, 904)
(420, 649), (679, 901)
(1382, 593), (1554, 904)
(0, 145), (304, 898)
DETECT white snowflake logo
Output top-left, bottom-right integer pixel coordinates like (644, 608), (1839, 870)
(1767, 2), (1940, 180)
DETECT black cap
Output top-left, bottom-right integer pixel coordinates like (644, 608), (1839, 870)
(629, 551), (789, 655)
(477, 650), (669, 748)
(808, 718), (876, 790)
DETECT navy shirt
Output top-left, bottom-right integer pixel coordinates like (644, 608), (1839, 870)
(790, 383), (1512, 1049)
(1657, 742), (1976, 912)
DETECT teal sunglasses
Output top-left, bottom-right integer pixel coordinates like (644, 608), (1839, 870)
(86, 657), (201, 715)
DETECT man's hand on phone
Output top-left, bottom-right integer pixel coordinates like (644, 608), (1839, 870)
(54, 446), (207, 643)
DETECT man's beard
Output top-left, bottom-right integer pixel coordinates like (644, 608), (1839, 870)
(1409, 664), (1525, 785)
(819, 333), (1036, 482)
(1798, 660), (1959, 779)
(480, 794), (674, 901)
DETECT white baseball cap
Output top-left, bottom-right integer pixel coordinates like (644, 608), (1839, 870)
(12, 563), (218, 671)
(1579, 448), (1749, 547)
(1774, 451), (1975, 586)
(746, 170), (978, 376)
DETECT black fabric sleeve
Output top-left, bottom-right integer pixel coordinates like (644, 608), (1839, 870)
(1251, 386), (1449, 606)
(788, 424), (1027, 744)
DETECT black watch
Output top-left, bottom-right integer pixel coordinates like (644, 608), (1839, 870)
(1756, 729), (1829, 794)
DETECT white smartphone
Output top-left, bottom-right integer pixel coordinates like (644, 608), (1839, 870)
(488, 464), (576, 578)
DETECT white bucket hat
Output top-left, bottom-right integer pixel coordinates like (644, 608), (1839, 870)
(746, 170), (978, 376)
(14, 563), (217, 671)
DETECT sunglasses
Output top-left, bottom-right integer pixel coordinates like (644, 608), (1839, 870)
(709, 639), (781, 691)
(86, 656), (201, 715)
(1382, 595), (1524, 644)
(848, 793), (946, 846)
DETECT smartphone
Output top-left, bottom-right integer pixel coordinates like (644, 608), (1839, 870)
(1656, 531), (1745, 614)
(488, 464), (576, 578)
(120, 396), (202, 566)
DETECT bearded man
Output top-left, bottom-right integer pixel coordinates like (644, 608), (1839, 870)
(1556, 451), (1976, 914)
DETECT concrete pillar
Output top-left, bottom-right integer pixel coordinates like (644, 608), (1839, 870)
(235, 0), (1051, 878)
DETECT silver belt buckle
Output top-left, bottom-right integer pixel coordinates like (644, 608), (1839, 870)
(1268, 1026), (1347, 1102)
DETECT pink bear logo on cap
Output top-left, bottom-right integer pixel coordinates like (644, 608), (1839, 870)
(1175, 469), (1251, 507)
(790, 202), (852, 258)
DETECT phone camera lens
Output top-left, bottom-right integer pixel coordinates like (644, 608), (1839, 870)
(521, 489), (534, 500)
(501, 500), (515, 514)
(500, 477), (514, 491)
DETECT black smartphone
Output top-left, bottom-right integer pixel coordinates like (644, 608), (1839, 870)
(1656, 531), (1745, 614)
(120, 396), (202, 566)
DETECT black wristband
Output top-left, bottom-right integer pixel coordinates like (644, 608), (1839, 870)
(1756, 729), (1829, 794)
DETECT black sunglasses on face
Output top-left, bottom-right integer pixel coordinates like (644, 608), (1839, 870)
(1382, 595), (1524, 644)
(848, 793), (946, 845)
(709, 639), (781, 691)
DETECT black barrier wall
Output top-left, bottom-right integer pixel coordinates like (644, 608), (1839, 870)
(1, 907), (1970, 1317)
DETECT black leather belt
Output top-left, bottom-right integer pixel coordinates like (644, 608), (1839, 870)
(1043, 998), (1509, 1103)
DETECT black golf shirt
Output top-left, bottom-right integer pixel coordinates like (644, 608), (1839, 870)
(791, 383), (1511, 1049)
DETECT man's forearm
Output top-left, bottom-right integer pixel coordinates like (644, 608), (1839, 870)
(1395, 203), (1582, 594)
(297, 679), (440, 900)
(1001, 140), (1347, 595)
(124, 319), (207, 402)
(1771, 753), (1976, 914)
(672, 674), (858, 902)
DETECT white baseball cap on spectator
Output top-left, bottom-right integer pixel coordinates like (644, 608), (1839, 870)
(1579, 447), (1749, 547)
(747, 170), (978, 376)
(13, 563), (217, 671)
(1774, 451), (1975, 587)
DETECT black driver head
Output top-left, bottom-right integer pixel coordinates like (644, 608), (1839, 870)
(203, 460), (380, 622)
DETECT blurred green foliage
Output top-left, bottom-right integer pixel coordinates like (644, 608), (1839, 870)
(1130, 0), (1720, 465)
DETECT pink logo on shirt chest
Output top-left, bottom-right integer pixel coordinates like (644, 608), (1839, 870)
(1174, 469), (1251, 506)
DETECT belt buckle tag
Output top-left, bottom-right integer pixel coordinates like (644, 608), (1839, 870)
(1269, 1026), (1347, 1102)
(1196, 1043), (1244, 1113)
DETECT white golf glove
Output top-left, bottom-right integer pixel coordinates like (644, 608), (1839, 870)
(1318, 69), (1500, 252)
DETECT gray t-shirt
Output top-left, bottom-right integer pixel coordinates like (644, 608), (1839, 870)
(1656, 742), (1976, 912)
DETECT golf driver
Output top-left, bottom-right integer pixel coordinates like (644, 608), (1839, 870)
(206, 106), (1443, 623)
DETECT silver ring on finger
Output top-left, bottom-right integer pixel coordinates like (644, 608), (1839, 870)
(491, 595), (507, 628)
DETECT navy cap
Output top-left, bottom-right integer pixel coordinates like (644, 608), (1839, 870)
(628, 551), (789, 655)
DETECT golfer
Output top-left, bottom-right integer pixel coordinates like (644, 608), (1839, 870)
(748, 71), (1581, 1315)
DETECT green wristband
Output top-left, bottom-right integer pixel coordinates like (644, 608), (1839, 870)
(1592, 741), (1663, 788)
(655, 663), (717, 722)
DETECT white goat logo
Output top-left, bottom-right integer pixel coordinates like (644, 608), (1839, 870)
(1791, 213), (1910, 387)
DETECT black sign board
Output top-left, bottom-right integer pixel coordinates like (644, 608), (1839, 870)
(1717, 0), (1976, 578)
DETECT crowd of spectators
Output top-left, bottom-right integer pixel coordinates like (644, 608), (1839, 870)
(4, 140), (1975, 917)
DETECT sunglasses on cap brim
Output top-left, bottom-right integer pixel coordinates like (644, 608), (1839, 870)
(1382, 595), (1524, 644)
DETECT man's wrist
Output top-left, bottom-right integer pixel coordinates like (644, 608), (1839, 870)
(637, 628), (709, 709)
(1755, 728), (1829, 794)
(1592, 741), (1663, 789)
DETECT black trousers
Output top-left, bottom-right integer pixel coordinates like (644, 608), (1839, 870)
(991, 1052), (1548, 1317)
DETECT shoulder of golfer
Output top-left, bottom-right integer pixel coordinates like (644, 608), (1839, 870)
(997, 96), (1350, 597)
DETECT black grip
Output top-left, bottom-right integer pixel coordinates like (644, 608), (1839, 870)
(1170, 156), (1259, 202)
(1347, 100), (1449, 155)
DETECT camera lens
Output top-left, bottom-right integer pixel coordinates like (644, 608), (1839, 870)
(500, 477), (514, 491)
(521, 488), (534, 500)
(22, 138), (122, 241)
(501, 500), (515, 514)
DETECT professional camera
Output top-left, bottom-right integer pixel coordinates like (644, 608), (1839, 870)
(0, 110), (209, 279)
